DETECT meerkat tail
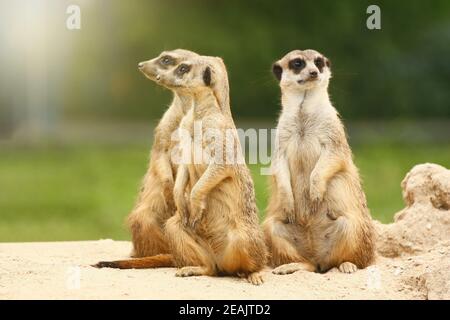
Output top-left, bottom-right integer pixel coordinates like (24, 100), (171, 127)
(92, 254), (174, 269)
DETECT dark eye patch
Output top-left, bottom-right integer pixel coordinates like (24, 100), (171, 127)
(176, 63), (191, 76)
(288, 58), (306, 73)
(272, 64), (282, 81)
(159, 55), (175, 67)
(314, 57), (325, 73)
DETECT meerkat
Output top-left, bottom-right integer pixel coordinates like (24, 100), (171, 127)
(96, 56), (267, 285)
(165, 56), (267, 285)
(262, 49), (375, 275)
(124, 49), (199, 262)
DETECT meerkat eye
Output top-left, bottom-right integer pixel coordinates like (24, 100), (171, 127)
(294, 60), (304, 68)
(176, 64), (191, 75)
(288, 58), (305, 72)
(160, 56), (172, 65)
(314, 57), (325, 72)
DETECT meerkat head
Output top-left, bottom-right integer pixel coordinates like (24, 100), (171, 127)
(152, 55), (231, 114)
(137, 49), (199, 83)
(156, 56), (218, 92)
(272, 49), (331, 91)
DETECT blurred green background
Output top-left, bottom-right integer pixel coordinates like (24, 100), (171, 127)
(0, 0), (449, 241)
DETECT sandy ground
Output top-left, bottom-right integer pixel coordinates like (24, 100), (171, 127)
(0, 163), (448, 300)
(0, 239), (446, 300)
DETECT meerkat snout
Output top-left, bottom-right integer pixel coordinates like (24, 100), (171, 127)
(309, 70), (318, 78)
(138, 60), (157, 79)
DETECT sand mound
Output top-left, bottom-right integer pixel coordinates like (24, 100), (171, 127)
(0, 163), (448, 299)
(375, 163), (450, 257)
(375, 163), (450, 299)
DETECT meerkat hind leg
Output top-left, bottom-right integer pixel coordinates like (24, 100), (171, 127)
(176, 266), (209, 277)
(338, 262), (358, 274)
(272, 262), (315, 275)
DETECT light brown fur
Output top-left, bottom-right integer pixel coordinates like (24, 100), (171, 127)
(263, 49), (375, 274)
(162, 56), (267, 285)
(126, 49), (199, 257)
(94, 55), (267, 285)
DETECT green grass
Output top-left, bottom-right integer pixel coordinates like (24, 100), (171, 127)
(0, 143), (448, 242)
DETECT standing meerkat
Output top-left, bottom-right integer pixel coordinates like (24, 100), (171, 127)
(263, 49), (375, 274)
(94, 56), (267, 285)
(165, 56), (267, 285)
(126, 49), (199, 260)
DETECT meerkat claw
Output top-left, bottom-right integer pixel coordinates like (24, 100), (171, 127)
(272, 263), (300, 275)
(338, 262), (358, 274)
(247, 272), (264, 285)
(176, 266), (207, 278)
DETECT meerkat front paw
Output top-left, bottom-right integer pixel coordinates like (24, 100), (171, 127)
(176, 203), (190, 227)
(309, 175), (325, 212)
(281, 203), (296, 224)
(162, 178), (174, 196)
(338, 262), (358, 274)
(189, 193), (206, 228)
(174, 192), (190, 226)
(280, 194), (296, 223)
(162, 179), (175, 209)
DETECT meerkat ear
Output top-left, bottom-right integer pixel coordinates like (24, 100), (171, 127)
(203, 66), (212, 86)
(272, 63), (282, 81)
(325, 58), (331, 68)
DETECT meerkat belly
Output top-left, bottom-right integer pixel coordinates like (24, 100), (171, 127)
(286, 133), (321, 213)
(208, 180), (240, 220)
(196, 178), (242, 245)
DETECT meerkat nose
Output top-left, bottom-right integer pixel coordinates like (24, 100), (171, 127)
(309, 71), (318, 78)
(138, 62), (145, 69)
